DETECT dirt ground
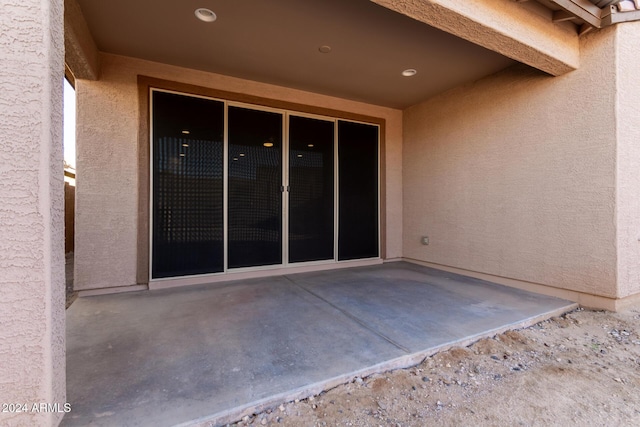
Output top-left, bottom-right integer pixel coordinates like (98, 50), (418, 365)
(231, 307), (640, 427)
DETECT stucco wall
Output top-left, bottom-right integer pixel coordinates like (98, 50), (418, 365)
(403, 27), (619, 300)
(372, 0), (579, 76)
(616, 21), (640, 299)
(75, 57), (140, 290)
(0, 0), (66, 426)
(75, 53), (403, 290)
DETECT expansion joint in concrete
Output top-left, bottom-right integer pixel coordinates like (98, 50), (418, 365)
(282, 275), (411, 353)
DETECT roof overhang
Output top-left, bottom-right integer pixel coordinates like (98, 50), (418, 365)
(531, 0), (640, 35)
(63, 0), (637, 108)
(371, 0), (580, 76)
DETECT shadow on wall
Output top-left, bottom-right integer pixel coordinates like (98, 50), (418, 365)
(65, 170), (77, 308)
(65, 180), (75, 253)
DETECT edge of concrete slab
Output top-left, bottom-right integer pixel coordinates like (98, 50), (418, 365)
(179, 302), (578, 427)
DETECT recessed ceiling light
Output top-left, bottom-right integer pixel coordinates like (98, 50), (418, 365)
(263, 142), (274, 147)
(195, 8), (217, 22)
(181, 130), (190, 134)
(179, 153), (186, 157)
(297, 154), (303, 158)
(318, 45), (332, 53)
(239, 153), (245, 157)
(233, 157), (238, 161)
(307, 144), (314, 148)
(402, 69), (417, 77)
(182, 143), (189, 147)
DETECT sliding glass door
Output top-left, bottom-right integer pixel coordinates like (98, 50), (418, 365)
(151, 90), (380, 280)
(338, 120), (379, 261)
(227, 106), (283, 269)
(152, 91), (225, 278)
(288, 115), (335, 263)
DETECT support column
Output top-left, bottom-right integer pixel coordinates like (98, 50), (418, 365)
(0, 0), (66, 426)
(615, 21), (640, 306)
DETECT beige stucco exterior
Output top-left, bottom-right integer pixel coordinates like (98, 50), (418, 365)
(403, 23), (640, 310)
(74, 18), (640, 306)
(371, 0), (580, 76)
(74, 53), (404, 291)
(63, 0), (99, 81)
(2, 0), (640, 424)
(0, 0), (66, 426)
(616, 21), (640, 301)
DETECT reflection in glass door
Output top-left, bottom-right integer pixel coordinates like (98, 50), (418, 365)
(227, 106), (283, 269)
(338, 120), (379, 260)
(151, 90), (380, 279)
(152, 91), (225, 278)
(288, 116), (335, 263)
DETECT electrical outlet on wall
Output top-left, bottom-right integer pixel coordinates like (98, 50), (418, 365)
(421, 236), (429, 245)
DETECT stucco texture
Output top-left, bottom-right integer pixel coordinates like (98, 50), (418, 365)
(616, 21), (640, 299)
(64, 0), (99, 80)
(74, 53), (403, 290)
(371, 0), (579, 76)
(403, 27), (619, 300)
(0, 0), (66, 426)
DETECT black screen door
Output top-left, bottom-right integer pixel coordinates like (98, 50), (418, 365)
(152, 91), (225, 278)
(152, 92), (380, 279)
(228, 106), (284, 269)
(338, 121), (379, 260)
(288, 116), (335, 263)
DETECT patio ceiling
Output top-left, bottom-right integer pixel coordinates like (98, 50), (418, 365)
(74, 0), (517, 109)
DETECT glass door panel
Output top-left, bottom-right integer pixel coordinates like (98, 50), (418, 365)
(228, 106), (283, 269)
(152, 91), (225, 278)
(288, 116), (335, 263)
(337, 121), (379, 260)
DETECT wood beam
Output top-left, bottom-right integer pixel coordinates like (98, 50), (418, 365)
(579, 23), (595, 35)
(553, 10), (579, 22)
(550, 0), (603, 27)
(602, 8), (640, 24)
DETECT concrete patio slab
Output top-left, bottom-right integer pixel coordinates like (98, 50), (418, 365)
(63, 262), (576, 426)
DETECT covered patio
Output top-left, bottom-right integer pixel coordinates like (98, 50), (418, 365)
(5, 0), (640, 426)
(63, 262), (575, 426)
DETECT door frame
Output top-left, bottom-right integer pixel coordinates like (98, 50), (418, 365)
(285, 111), (337, 268)
(139, 76), (386, 289)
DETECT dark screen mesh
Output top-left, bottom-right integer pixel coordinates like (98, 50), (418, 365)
(153, 92), (379, 276)
(288, 116), (335, 263)
(152, 91), (225, 278)
(228, 106), (283, 268)
(338, 121), (379, 260)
